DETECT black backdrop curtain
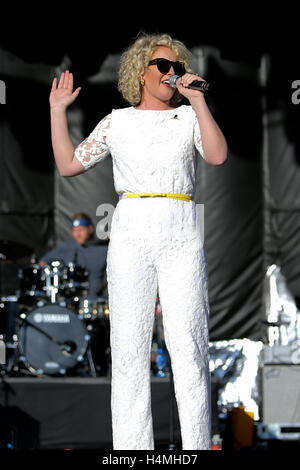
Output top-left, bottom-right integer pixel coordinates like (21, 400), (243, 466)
(1, 43), (300, 341)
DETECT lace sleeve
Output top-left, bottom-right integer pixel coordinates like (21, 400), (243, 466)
(74, 114), (111, 171)
(193, 113), (205, 160)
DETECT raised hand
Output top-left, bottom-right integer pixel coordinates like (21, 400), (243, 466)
(49, 70), (81, 110)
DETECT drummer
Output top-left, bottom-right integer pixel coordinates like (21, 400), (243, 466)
(39, 213), (108, 299)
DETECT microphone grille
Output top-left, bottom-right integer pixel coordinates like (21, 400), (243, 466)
(169, 75), (180, 88)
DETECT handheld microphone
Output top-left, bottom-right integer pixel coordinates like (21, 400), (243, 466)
(168, 75), (210, 92)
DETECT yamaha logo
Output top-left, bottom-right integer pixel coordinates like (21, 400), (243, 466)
(33, 313), (70, 323)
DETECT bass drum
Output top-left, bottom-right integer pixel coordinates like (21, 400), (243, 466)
(18, 303), (89, 375)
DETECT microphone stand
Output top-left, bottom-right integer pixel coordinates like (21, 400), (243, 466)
(19, 317), (76, 354)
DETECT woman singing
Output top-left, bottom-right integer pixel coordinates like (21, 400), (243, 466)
(49, 32), (227, 450)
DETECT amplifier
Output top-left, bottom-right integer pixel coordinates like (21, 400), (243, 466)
(262, 344), (300, 365)
(258, 363), (300, 440)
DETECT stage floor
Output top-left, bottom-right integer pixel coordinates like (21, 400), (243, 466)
(0, 376), (181, 449)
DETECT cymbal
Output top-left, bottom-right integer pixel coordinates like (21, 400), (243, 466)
(0, 239), (33, 261)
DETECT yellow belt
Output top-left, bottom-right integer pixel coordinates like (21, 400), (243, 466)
(121, 193), (193, 202)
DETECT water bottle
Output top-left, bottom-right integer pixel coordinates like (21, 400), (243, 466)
(155, 348), (166, 377)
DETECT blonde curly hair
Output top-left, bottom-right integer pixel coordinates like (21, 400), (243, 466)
(118, 32), (194, 107)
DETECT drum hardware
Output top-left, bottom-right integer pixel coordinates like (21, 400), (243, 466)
(47, 261), (62, 303)
(0, 337), (19, 376)
(85, 342), (97, 377)
(18, 260), (89, 306)
(0, 252), (109, 377)
(0, 296), (21, 375)
(76, 297), (110, 376)
(0, 293), (109, 378)
(60, 262), (89, 298)
(18, 263), (53, 300)
(77, 297), (106, 321)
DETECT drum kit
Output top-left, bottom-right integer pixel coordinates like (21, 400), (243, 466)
(0, 240), (110, 378)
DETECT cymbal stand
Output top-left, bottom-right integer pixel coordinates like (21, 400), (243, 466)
(43, 266), (53, 301)
(85, 340), (97, 377)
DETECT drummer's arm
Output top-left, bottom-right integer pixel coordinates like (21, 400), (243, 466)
(39, 245), (65, 266)
(39, 253), (53, 266)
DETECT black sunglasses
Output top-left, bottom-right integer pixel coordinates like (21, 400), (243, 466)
(148, 58), (186, 77)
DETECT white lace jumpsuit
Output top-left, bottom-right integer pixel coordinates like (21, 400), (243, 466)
(74, 105), (211, 450)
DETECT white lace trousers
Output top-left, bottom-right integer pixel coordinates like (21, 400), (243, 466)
(106, 198), (211, 450)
